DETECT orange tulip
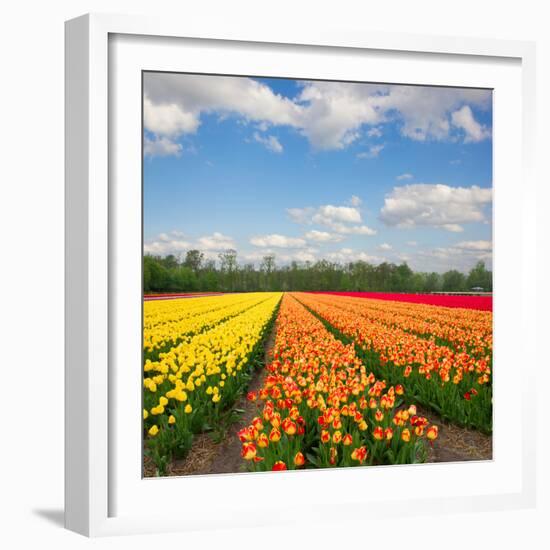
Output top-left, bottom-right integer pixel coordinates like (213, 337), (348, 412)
(282, 417), (297, 436)
(373, 426), (384, 440)
(426, 425), (439, 441)
(241, 442), (257, 460)
(269, 427), (281, 442)
(294, 452), (305, 467)
(257, 433), (269, 448)
(351, 446), (368, 463)
(342, 433), (353, 446)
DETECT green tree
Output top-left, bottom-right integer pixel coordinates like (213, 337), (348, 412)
(442, 270), (466, 292)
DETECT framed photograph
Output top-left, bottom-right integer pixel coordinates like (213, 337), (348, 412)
(65, 13), (537, 536)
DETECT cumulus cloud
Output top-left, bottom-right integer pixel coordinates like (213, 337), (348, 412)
(325, 248), (384, 264)
(396, 173), (413, 181)
(304, 230), (345, 243)
(380, 183), (492, 232)
(196, 232), (235, 251)
(287, 201), (376, 236)
(454, 240), (492, 251)
(143, 74), (492, 156)
(252, 132), (283, 153)
(143, 96), (200, 137)
(357, 144), (385, 159)
(451, 105), (491, 143)
(144, 136), (183, 157)
(349, 195), (362, 207)
(377, 243), (393, 251)
(250, 234), (307, 248)
(144, 231), (191, 256)
(371, 85), (491, 142)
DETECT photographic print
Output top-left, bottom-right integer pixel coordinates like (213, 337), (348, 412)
(142, 72), (493, 477)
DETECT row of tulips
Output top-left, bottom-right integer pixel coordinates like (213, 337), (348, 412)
(143, 293), (282, 475)
(314, 294), (492, 357)
(238, 294), (437, 472)
(144, 292), (270, 358)
(294, 292), (492, 433)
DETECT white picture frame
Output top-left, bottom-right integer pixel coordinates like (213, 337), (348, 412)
(65, 13), (537, 537)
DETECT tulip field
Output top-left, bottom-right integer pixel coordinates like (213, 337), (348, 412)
(143, 291), (492, 476)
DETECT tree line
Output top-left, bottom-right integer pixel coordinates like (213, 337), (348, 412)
(143, 249), (492, 294)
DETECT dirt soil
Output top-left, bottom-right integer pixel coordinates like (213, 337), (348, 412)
(420, 405), (492, 463)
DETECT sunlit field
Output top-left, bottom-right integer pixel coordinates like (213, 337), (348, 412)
(143, 291), (492, 476)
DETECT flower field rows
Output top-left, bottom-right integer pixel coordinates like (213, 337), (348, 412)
(143, 291), (491, 476)
(143, 292), (282, 474)
(310, 291), (492, 311)
(294, 292), (492, 432)
(238, 294), (437, 472)
(144, 292), (274, 358)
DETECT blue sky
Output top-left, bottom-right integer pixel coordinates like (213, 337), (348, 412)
(143, 73), (492, 273)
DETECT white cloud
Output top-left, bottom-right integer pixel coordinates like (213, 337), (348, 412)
(287, 202), (376, 236)
(325, 248), (384, 264)
(406, 241), (418, 246)
(327, 223), (377, 235)
(396, 173), (413, 181)
(451, 105), (491, 143)
(287, 207), (316, 224)
(252, 132), (283, 153)
(144, 231), (191, 256)
(313, 205), (362, 224)
(144, 74), (492, 153)
(250, 234), (307, 248)
(454, 240), (492, 251)
(196, 232), (235, 251)
(378, 243), (393, 251)
(143, 96), (200, 137)
(304, 230), (344, 243)
(357, 144), (384, 159)
(367, 127), (383, 138)
(144, 136), (183, 158)
(380, 183), (492, 232)
(372, 85), (491, 142)
(349, 195), (362, 207)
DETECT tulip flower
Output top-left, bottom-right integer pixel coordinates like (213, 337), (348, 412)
(351, 446), (368, 463)
(148, 425), (159, 437)
(294, 452), (306, 467)
(269, 428), (281, 442)
(272, 461), (287, 471)
(426, 425), (439, 442)
(241, 442), (257, 460)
